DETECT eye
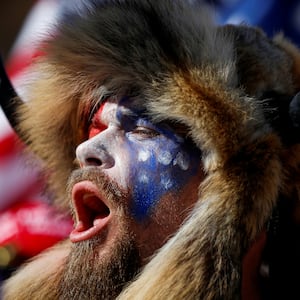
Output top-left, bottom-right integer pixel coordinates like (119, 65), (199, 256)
(131, 126), (159, 138)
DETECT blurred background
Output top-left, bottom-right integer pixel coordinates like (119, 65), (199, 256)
(0, 0), (299, 282)
(0, 0), (73, 282)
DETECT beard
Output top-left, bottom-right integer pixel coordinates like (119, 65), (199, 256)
(57, 233), (141, 299)
(57, 168), (142, 299)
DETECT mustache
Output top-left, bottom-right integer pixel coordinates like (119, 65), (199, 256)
(66, 167), (130, 211)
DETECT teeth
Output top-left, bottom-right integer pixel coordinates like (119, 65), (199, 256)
(82, 193), (94, 200)
(93, 218), (102, 226)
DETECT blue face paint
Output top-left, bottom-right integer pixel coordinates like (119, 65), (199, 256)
(116, 98), (201, 221)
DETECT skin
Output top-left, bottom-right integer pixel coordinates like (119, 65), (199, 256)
(71, 96), (204, 262)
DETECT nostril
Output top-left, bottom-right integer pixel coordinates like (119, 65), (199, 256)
(86, 157), (102, 166)
(76, 141), (114, 168)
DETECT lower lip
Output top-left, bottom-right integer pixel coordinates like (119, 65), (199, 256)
(69, 218), (110, 243)
(69, 181), (111, 243)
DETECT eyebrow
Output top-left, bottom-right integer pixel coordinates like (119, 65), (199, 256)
(88, 98), (106, 124)
(118, 106), (140, 118)
(87, 85), (116, 123)
(159, 120), (190, 137)
(118, 101), (190, 137)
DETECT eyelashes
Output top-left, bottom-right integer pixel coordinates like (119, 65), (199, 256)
(86, 96), (161, 140)
(130, 126), (160, 139)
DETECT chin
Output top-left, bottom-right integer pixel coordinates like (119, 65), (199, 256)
(71, 215), (131, 259)
(58, 221), (141, 299)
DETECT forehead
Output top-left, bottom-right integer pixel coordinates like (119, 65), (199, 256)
(94, 96), (147, 121)
(92, 95), (190, 140)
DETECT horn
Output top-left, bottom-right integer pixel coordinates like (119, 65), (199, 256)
(0, 57), (23, 137)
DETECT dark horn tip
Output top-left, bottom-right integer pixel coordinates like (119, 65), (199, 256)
(0, 56), (23, 135)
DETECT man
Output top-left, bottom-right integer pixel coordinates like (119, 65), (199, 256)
(2, 0), (300, 299)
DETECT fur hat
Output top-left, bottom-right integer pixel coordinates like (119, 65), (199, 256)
(13, 0), (300, 298)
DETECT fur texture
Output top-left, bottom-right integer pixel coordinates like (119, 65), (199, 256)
(4, 0), (300, 299)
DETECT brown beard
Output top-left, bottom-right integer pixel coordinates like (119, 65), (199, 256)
(56, 168), (141, 299)
(57, 233), (141, 299)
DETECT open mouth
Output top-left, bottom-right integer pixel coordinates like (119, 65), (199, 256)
(70, 181), (111, 243)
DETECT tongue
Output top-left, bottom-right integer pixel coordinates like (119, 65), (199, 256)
(69, 215), (110, 243)
(70, 181), (111, 243)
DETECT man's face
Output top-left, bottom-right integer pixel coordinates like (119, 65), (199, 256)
(62, 96), (203, 298)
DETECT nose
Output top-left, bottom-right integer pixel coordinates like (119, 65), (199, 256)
(76, 138), (114, 169)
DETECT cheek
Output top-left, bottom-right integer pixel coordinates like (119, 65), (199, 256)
(129, 145), (199, 221)
(108, 143), (132, 189)
(130, 151), (160, 220)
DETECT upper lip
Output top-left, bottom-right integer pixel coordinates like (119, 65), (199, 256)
(69, 180), (111, 243)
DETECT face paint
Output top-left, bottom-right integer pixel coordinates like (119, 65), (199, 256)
(88, 103), (108, 139)
(82, 97), (201, 221)
(116, 98), (201, 220)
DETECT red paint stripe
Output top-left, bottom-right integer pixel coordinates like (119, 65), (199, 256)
(88, 102), (108, 138)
